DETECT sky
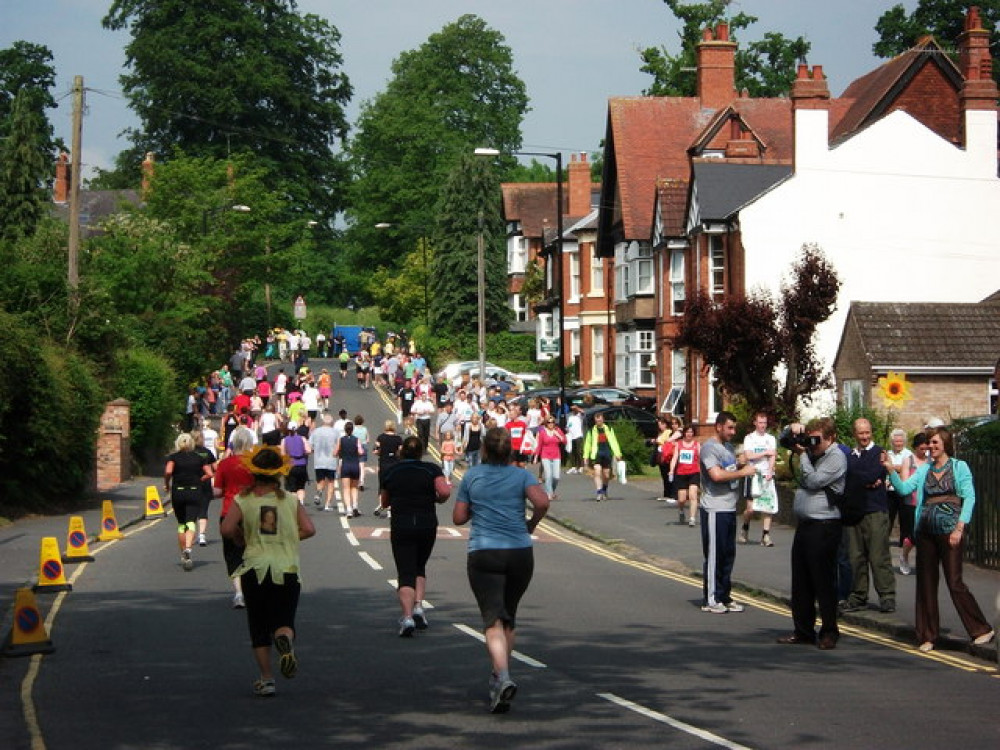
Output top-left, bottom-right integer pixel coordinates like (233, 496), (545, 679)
(2, 0), (919, 180)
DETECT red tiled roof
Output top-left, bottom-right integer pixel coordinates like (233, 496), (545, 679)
(501, 183), (559, 238)
(655, 178), (688, 238)
(831, 37), (961, 142)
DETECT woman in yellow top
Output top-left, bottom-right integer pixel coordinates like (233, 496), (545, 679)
(221, 446), (316, 697)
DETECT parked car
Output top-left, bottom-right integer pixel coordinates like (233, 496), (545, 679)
(509, 387), (607, 412)
(435, 360), (542, 387)
(581, 404), (660, 441)
(573, 386), (656, 412)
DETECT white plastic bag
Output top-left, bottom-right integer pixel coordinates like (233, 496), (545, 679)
(616, 459), (628, 485)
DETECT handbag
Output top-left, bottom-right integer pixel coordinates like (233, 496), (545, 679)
(922, 499), (961, 535)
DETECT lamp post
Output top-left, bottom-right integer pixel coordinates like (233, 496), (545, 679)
(201, 203), (251, 234)
(375, 222), (430, 327)
(474, 147), (566, 426)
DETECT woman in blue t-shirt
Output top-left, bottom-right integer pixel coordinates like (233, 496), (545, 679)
(454, 427), (550, 715)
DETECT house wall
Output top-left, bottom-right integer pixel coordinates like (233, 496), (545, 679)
(891, 61), (962, 144)
(739, 109), (1000, 391)
(869, 374), (991, 433)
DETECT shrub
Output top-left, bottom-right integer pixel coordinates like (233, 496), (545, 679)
(112, 348), (180, 470)
(833, 404), (896, 447)
(609, 418), (650, 475)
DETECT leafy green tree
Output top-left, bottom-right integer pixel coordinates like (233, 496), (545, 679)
(346, 14), (529, 279)
(640, 1), (809, 97)
(429, 152), (510, 334)
(677, 244), (840, 421)
(874, 1), (1000, 82)
(101, 0), (352, 215)
(367, 238), (433, 326)
(0, 87), (51, 240)
(0, 41), (60, 155)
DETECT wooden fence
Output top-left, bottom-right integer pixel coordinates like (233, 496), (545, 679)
(966, 453), (999, 570)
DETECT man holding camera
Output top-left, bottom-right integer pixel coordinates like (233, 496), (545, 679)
(777, 417), (847, 649)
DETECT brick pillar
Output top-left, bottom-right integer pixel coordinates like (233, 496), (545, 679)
(95, 399), (131, 491)
(567, 153), (591, 217)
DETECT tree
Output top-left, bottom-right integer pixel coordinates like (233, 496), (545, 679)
(676, 244), (840, 420)
(874, 1), (1000, 82)
(101, 0), (352, 215)
(0, 41), (60, 156)
(640, 1), (810, 97)
(367, 238), (434, 326)
(0, 87), (51, 240)
(346, 14), (529, 279)
(429, 153), (510, 334)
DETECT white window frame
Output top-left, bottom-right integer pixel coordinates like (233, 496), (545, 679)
(590, 254), (604, 296)
(592, 326), (604, 383)
(660, 348), (687, 414)
(508, 236), (528, 275)
(709, 235), (725, 299)
(670, 248), (685, 315)
(842, 379), (864, 410)
(569, 249), (581, 301)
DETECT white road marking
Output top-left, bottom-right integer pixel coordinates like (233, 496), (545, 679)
(339, 514), (349, 529)
(370, 528), (386, 538)
(597, 693), (753, 749)
(452, 623), (547, 668)
(384, 581), (436, 610)
(345, 531), (359, 547)
(358, 552), (382, 571)
(442, 527), (461, 537)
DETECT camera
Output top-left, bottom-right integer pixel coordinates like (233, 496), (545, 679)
(779, 426), (820, 450)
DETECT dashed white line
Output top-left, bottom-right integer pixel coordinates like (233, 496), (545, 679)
(358, 551), (382, 571)
(442, 527), (461, 537)
(597, 693), (753, 749)
(345, 531), (360, 547)
(452, 623), (547, 668)
(370, 528), (386, 538)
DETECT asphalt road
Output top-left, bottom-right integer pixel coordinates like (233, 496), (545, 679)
(3, 362), (999, 749)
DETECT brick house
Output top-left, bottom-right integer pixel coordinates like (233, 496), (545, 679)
(598, 8), (1000, 430)
(500, 154), (603, 378)
(833, 298), (1000, 431)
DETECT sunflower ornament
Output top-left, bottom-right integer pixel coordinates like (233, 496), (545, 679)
(877, 371), (913, 408)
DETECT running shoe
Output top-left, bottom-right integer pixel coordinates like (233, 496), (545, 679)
(973, 629), (995, 646)
(898, 553), (912, 575)
(761, 533), (774, 548)
(181, 548), (193, 571)
(738, 528), (749, 544)
(688, 516), (696, 527)
(701, 602), (728, 614)
(412, 607), (428, 630)
(399, 616), (416, 637)
(198, 533), (207, 547)
(726, 602), (745, 613)
(253, 678), (276, 697)
(353, 508), (361, 518)
(274, 634), (298, 678)
(232, 592), (245, 609)
(489, 677), (517, 714)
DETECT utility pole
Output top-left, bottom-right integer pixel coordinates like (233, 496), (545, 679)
(477, 210), (486, 382)
(67, 76), (84, 301)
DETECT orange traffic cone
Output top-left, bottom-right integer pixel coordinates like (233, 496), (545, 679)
(2, 587), (55, 657)
(33, 537), (72, 593)
(97, 499), (124, 542)
(62, 515), (95, 563)
(144, 486), (166, 519)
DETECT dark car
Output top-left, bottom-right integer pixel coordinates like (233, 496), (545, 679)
(509, 387), (609, 413)
(574, 386), (657, 412)
(582, 404), (660, 441)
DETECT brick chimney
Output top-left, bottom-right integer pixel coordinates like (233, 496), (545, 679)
(53, 151), (69, 204)
(141, 152), (155, 199)
(957, 7), (998, 170)
(790, 64), (830, 169)
(567, 153), (591, 217)
(696, 22), (737, 110)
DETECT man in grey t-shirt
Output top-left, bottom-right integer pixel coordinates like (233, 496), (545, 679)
(310, 412), (339, 511)
(699, 411), (757, 614)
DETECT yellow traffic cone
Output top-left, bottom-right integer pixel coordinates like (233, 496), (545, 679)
(144, 486), (166, 519)
(33, 537), (72, 593)
(62, 515), (95, 563)
(2, 587), (55, 657)
(97, 499), (124, 542)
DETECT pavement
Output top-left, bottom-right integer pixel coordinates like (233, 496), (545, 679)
(2, 446), (997, 665)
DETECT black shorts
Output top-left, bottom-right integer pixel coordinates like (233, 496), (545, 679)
(241, 569), (301, 648)
(219, 517), (244, 576)
(339, 463), (361, 481)
(593, 452), (613, 469)
(391, 526), (437, 589)
(467, 547), (534, 630)
(315, 468), (337, 482)
(674, 472), (700, 491)
(171, 488), (202, 525)
(285, 465), (309, 492)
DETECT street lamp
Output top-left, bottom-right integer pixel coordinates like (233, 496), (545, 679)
(201, 203), (251, 234)
(475, 147), (566, 426)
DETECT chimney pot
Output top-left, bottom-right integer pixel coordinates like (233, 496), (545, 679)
(716, 23), (729, 42)
(797, 63), (809, 79)
(702, 27), (713, 42)
(812, 65), (824, 80)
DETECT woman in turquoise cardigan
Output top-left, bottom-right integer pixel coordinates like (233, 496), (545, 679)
(883, 428), (994, 653)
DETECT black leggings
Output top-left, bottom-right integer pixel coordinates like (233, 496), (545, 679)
(241, 569), (301, 648)
(391, 527), (437, 589)
(467, 547), (534, 629)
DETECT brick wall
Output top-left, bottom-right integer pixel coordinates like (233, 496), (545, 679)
(95, 399), (131, 491)
(891, 62), (961, 144)
(874, 374), (991, 432)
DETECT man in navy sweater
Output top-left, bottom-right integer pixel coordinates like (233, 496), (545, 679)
(840, 418), (896, 613)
